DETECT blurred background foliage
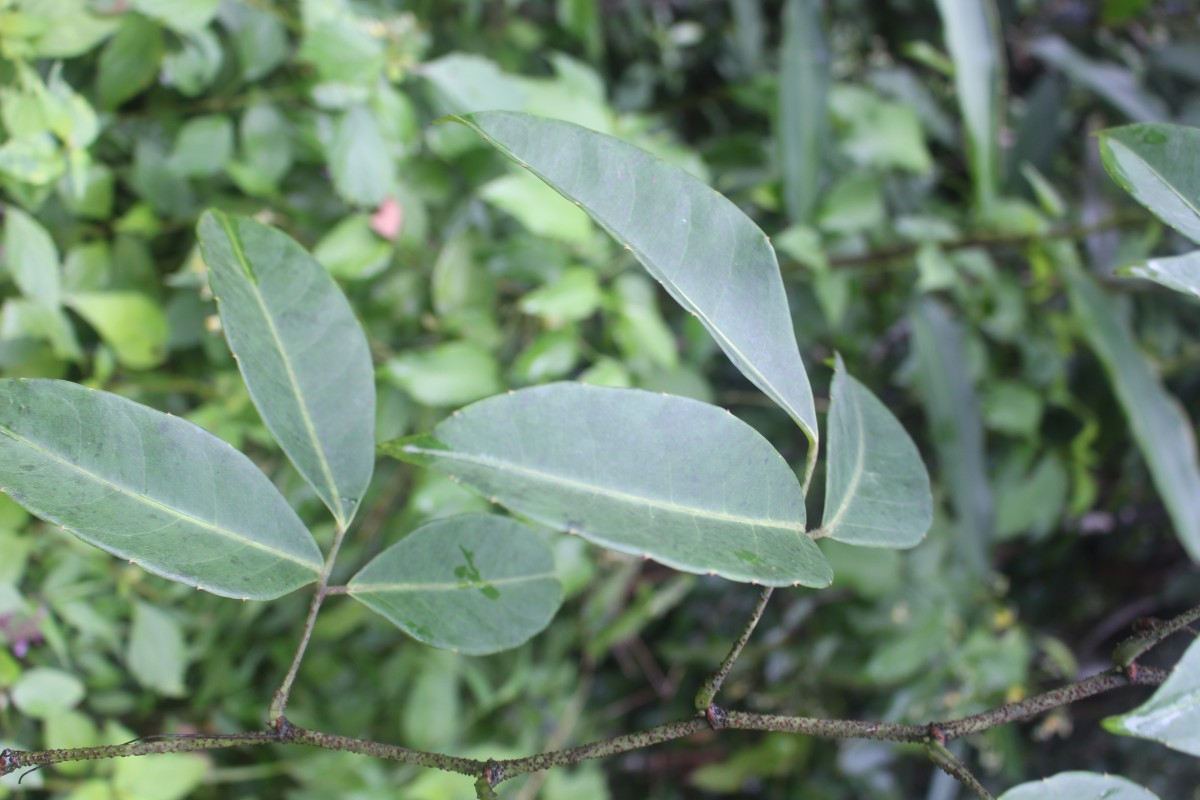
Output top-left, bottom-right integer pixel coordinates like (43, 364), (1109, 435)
(1, 0), (1199, 797)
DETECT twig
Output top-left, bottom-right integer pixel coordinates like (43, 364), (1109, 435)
(694, 587), (775, 710)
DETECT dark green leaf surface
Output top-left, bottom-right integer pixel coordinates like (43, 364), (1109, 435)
(818, 354), (932, 547)
(349, 514), (562, 654)
(0, 379), (321, 599)
(384, 383), (830, 587)
(1062, 259), (1200, 561)
(999, 772), (1159, 800)
(197, 211), (376, 529)
(1098, 123), (1200, 245)
(1103, 613), (1200, 755)
(453, 112), (818, 446)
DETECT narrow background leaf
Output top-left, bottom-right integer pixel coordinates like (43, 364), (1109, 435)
(0, 379), (322, 599)
(349, 514), (562, 655)
(385, 383), (830, 588)
(935, 0), (1003, 214)
(777, 0), (828, 224)
(910, 299), (992, 574)
(818, 354), (932, 547)
(452, 112), (819, 446)
(198, 211), (376, 529)
(1103, 636), (1200, 755)
(1062, 259), (1200, 561)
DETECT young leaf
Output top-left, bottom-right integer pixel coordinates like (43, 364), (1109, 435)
(998, 772), (1159, 800)
(3, 206), (62, 309)
(817, 354), (932, 547)
(0, 379), (322, 599)
(383, 383), (831, 588)
(450, 112), (819, 448)
(1103, 630), (1200, 755)
(64, 292), (169, 370)
(1062, 259), (1200, 561)
(197, 211), (376, 529)
(348, 514), (562, 655)
(1097, 123), (1200, 245)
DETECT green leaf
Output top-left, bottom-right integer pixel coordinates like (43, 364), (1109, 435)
(127, 602), (187, 697)
(131, 0), (221, 33)
(1103, 620), (1200, 755)
(817, 354), (932, 547)
(329, 105), (393, 206)
(385, 383), (831, 587)
(1061, 259), (1200, 561)
(96, 14), (164, 110)
(1097, 123), (1200, 245)
(65, 292), (169, 370)
(197, 211), (376, 530)
(167, 115), (233, 177)
(1123, 250), (1200, 300)
(162, 29), (223, 97)
(935, 0), (1003, 213)
(998, 772), (1159, 800)
(1029, 36), (1166, 124)
(0, 379), (322, 599)
(227, 104), (293, 197)
(384, 341), (504, 407)
(3, 206), (61, 308)
(452, 112), (819, 447)
(113, 752), (207, 800)
(313, 214), (392, 280)
(910, 299), (992, 574)
(224, 3), (288, 82)
(349, 514), (562, 655)
(519, 267), (602, 326)
(480, 171), (594, 246)
(777, 0), (828, 223)
(11, 667), (84, 719)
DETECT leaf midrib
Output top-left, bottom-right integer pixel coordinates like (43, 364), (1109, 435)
(216, 214), (346, 526)
(349, 572), (557, 594)
(0, 423), (319, 570)
(819, 375), (866, 535)
(406, 444), (806, 533)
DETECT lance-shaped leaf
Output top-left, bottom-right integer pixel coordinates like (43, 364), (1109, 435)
(1098, 123), (1200, 245)
(348, 514), (562, 654)
(0, 379), (321, 599)
(197, 211), (375, 529)
(450, 112), (818, 447)
(1062, 259), (1200, 561)
(935, 0), (1003, 214)
(1103, 635), (1200, 755)
(999, 772), (1159, 800)
(383, 383), (830, 588)
(817, 354), (931, 547)
(911, 299), (992, 575)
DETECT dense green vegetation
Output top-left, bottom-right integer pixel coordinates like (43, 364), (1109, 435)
(1, 1), (1200, 798)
